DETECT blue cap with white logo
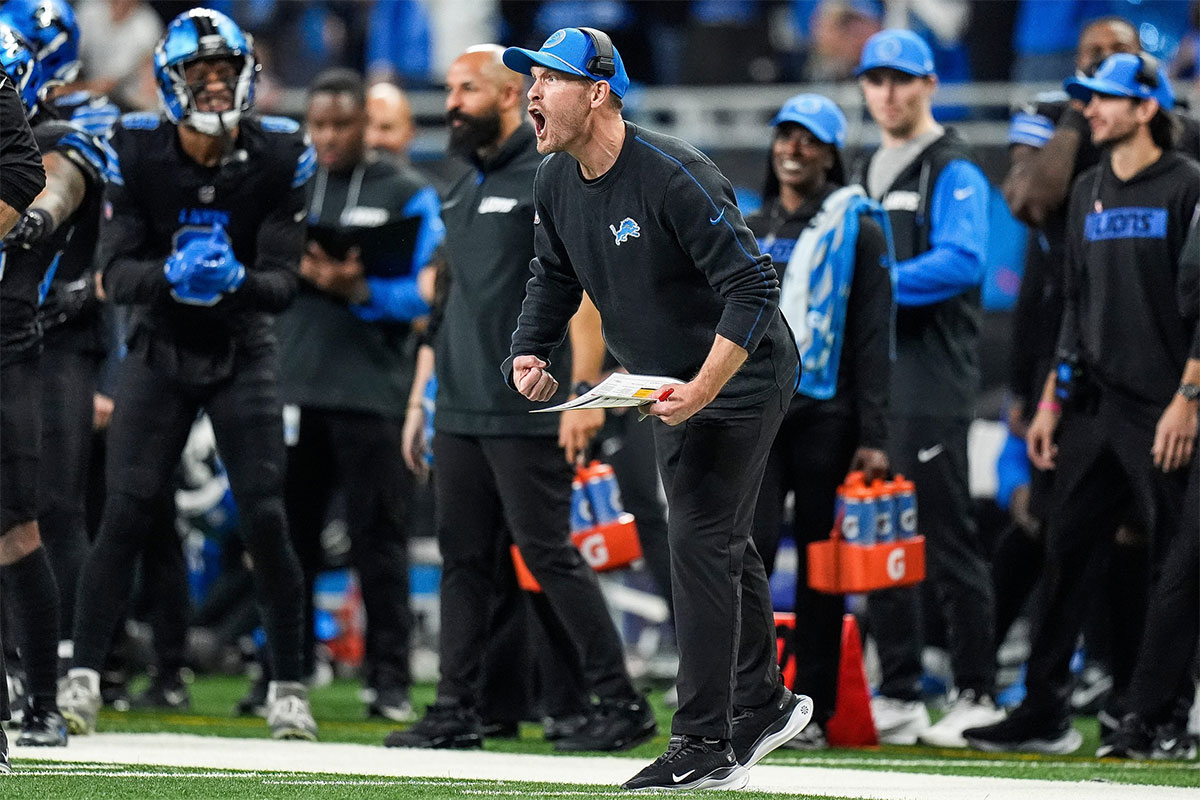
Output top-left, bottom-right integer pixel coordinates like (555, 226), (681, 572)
(771, 94), (847, 149)
(855, 29), (935, 78)
(1063, 53), (1175, 111)
(502, 27), (630, 98)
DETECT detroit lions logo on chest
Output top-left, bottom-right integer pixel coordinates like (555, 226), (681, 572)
(609, 217), (640, 246)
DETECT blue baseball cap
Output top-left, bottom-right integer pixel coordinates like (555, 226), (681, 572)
(771, 94), (847, 149)
(855, 29), (935, 78)
(1063, 53), (1175, 111)
(502, 27), (630, 98)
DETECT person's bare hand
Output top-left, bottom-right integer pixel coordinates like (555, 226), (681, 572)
(93, 393), (114, 430)
(1026, 407), (1060, 471)
(849, 447), (889, 484)
(559, 407), (604, 463)
(401, 404), (429, 480)
(645, 382), (703, 426)
(513, 355), (558, 401)
(1152, 396), (1198, 472)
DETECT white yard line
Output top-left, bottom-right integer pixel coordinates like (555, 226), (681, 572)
(12, 733), (1197, 799)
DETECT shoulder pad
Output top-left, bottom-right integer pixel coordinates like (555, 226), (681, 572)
(120, 112), (161, 131)
(259, 115), (301, 134)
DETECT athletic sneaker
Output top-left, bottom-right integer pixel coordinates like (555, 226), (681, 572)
(367, 687), (416, 723)
(621, 735), (749, 791)
(963, 703), (1082, 755)
(0, 726), (11, 774)
(783, 720), (828, 750)
(235, 678), (268, 718)
(730, 685), (813, 767)
(481, 720), (519, 739)
(1151, 721), (1198, 761)
(57, 670), (101, 735)
(265, 681), (318, 741)
(542, 713), (588, 742)
(553, 695), (657, 752)
(131, 671), (191, 710)
(919, 690), (1005, 748)
(384, 702), (483, 749)
(1096, 713), (1152, 759)
(870, 696), (930, 745)
(15, 700), (68, 747)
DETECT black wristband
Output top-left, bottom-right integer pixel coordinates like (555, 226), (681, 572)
(572, 381), (595, 397)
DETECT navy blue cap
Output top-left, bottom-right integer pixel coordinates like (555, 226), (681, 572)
(1064, 53), (1175, 111)
(856, 29), (935, 78)
(502, 27), (630, 98)
(771, 94), (847, 149)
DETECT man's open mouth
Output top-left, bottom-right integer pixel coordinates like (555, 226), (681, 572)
(530, 108), (546, 137)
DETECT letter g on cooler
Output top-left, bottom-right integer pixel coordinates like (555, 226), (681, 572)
(886, 548), (907, 581)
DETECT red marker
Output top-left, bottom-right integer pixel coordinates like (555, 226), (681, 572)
(657, 387), (675, 401)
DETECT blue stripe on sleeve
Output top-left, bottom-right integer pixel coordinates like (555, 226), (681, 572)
(59, 130), (107, 177)
(402, 185), (444, 274)
(292, 143), (317, 188)
(100, 138), (122, 186)
(1007, 112), (1054, 148)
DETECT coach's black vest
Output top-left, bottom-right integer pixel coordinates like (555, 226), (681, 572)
(857, 131), (982, 418)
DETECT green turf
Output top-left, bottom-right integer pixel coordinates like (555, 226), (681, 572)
(2, 763), (875, 800)
(29, 675), (1200, 789)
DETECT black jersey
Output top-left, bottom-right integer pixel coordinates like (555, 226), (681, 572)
(0, 115), (105, 360)
(509, 122), (797, 409)
(98, 112), (314, 382)
(1060, 151), (1200, 415)
(0, 69), (44, 216)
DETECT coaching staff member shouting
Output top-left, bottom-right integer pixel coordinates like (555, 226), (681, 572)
(966, 53), (1200, 755)
(503, 28), (811, 791)
(57, 9), (317, 741)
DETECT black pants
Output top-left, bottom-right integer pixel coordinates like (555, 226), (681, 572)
(1125, 449), (1199, 725)
(38, 334), (102, 638)
(1025, 396), (1187, 718)
(286, 408), (412, 691)
(751, 408), (857, 725)
(869, 415), (995, 699)
(653, 388), (787, 739)
(73, 344), (305, 681)
(598, 408), (671, 610)
(432, 432), (634, 709)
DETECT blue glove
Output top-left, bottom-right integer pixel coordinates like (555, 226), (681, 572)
(164, 225), (245, 306)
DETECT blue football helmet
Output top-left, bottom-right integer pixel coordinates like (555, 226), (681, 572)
(0, 23), (41, 117)
(0, 0), (79, 84)
(154, 8), (258, 136)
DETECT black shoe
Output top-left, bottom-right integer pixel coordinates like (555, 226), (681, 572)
(131, 671), (191, 710)
(16, 700), (68, 747)
(964, 703), (1082, 755)
(0, 726), (12, 774)
(731, 685), (813, 767)
(481, 720), (520, 739)
(553, 695), (657, 752)
(1097, 713), (1153, 759)
(1151, 720), (1198, 761)
(621, 735), (749, 791)
(367, 687), (416, 723)
(235, 679), (268, 718)
(542, 713), (588, 742)
(100, 671), (130, 713)
(384, 702), (483, 749)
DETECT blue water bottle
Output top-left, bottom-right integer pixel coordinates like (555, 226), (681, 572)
(583, 461), (623, 524)
(893, 474), (918, 540)
(841, 481), (875, 546)
(872, 479), (895, 544)
(570, 475), (594, 533)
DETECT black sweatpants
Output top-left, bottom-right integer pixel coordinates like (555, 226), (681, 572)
(653, 387), (787, 739)
(1125, 448), (1199, 725)
(38, 333), (101, 637)
(73, 343), (305, 682)
(869, 415), (995, 699)
(751, 408), (858, 725)
(1024, 396), (1187, 718)
(432, 432), (635, 709)
(285, 408), (412, 691)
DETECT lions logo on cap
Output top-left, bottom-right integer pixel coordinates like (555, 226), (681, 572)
(544, 29), (566, 48)
(794, 96), (822, 114)
(877, 37), (903, 60)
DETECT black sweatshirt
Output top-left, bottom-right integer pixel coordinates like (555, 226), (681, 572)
(1059, 150), (1200, 414)
(0, 69), (44, 215)
(746, 185), (891, 449)
(507, 122), (797, 408)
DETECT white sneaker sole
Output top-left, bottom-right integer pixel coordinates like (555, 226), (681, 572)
(919, 712), (1006, 748)
(742, 695), (814, 768)
(967, 727), (1082, 755)
(626, 764), (751, 792)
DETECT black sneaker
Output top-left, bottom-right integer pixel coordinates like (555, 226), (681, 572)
(964, 703), (1082, 754)
(0, 726), (12, 774)
(553, 695), (657, 752)
(235, 678), (268, 718)
(731, 685), (813, 767)
(542, 713), (588, 742)
(1097, 713), (1152, 759)
(100, 670), (130, 713)
(131, 671), (191, 710)
(621, 735), (749, 791)
(16, 701), (68, 748)
(481, 720), (520, 739)
(1151, 720), (1198, 761)
(384, 702), (483, 749)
